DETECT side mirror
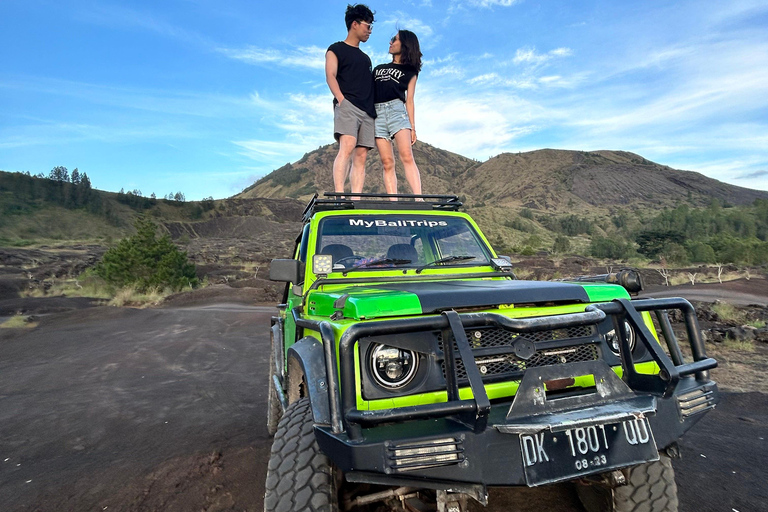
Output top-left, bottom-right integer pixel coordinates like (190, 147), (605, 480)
(269, 259), (304, 283)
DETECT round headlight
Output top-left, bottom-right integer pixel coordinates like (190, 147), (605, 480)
(370, 344), (418, 389)
(605, 321), (636, 355)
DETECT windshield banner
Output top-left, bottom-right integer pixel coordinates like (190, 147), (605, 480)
(349, 219), (449, 228)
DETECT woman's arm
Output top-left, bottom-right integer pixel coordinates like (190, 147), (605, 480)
(405, 75), (418, 145)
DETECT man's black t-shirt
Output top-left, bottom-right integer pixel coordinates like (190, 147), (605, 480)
(373, 62), (418, 104)
(328, 41), (375, 118)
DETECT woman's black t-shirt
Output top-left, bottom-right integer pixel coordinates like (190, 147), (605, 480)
(373, 62), (418, 104)
(327, 41), (375, 118)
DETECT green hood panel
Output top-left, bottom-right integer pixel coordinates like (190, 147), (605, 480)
(307, 288), (422, 320)
(580, 283), (631, 302)
(307, 279), (632, 320)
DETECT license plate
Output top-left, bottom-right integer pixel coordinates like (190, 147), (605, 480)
(520, 418), (659, 486)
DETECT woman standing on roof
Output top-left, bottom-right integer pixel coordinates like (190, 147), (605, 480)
(374, 30), (423, 199)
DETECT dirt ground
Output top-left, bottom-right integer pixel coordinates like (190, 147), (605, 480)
(1, 278), (767, 511)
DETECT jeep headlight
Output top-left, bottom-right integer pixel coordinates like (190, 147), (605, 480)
(605, 320), (636, 354)
(370, 344), (418, 389)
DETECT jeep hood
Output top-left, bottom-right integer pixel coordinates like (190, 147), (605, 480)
(307, 279), (601, 320)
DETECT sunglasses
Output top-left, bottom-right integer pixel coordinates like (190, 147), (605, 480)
(390, 35), (399, 43)
(357, 20), (373, 30)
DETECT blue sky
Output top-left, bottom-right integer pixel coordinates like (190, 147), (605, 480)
(2, 0), (767, 200)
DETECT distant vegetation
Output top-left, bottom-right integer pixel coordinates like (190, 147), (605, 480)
(94, 217), (198, 292)
(496, 199), (768, 266)
(0, 168), (216, 244)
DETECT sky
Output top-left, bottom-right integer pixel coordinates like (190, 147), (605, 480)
(2, 0), (768, 200)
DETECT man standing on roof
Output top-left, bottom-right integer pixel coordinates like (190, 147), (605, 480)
(325, 4), (376, 195)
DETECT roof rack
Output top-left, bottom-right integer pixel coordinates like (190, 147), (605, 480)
(301, 193), (462, 222)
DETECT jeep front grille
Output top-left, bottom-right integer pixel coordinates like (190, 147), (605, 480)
(386, 437), (464, 472)
(437, 326), (599, 382)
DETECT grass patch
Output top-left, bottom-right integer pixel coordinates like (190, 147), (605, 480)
(748, 319), (766, 329)
(668, 273), (690, 286)
(0, 314), (38, 329)
(514, 268), (535, 280)
(108, 286), (170, 307)
(712, 302), (745, 324)
(21, 275), (114, 299)
(722, 336), (756, 352)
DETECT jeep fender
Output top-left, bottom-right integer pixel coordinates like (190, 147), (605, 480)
(286, 337), (331, 425)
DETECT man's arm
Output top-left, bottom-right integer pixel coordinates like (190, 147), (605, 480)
(325, 51), (344, 104)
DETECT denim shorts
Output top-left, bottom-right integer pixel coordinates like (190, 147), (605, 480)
(374, 99), (412, 139)
(334, 99), (375, 149)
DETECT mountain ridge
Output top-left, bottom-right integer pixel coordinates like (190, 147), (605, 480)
(237, 143), (768, 212)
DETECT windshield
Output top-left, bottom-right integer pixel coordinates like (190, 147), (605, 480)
(316, 215), (493, 272)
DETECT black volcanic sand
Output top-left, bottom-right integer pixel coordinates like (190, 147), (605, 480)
(1, 303), (766, 511)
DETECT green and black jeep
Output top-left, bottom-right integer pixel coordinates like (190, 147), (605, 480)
(265, 194), (718, 512)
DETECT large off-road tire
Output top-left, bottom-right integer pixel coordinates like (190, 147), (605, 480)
(264, 398), (339, 512)
(576, 455), (679, 512)
(266, 351), (282, 436)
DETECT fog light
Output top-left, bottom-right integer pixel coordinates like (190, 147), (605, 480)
(605, 321), (636, 354)
(389, 438), (463, 471)
(370, 344), (418, 389)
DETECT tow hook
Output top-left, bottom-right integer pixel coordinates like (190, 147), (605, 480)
(436, 490), (469, 512)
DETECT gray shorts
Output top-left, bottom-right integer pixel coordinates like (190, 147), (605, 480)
(334, 100), (375, 149)
(374, 99), (412, 139)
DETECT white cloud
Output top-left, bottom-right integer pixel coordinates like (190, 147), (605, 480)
(415, 84), (548, 157)
(464, 0), (520, 7)
(381, 12), (435, 38)
(218, 45), (326, 70)
(467, 73), (501, 85)
(513, 46), (573, 66)
(429, 65), (465, 78)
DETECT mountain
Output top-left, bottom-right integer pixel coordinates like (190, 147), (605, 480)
(237, 141), (480, 202)
(237, 144), (768, 212)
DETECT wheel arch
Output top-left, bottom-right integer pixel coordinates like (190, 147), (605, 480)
(286, 336), (332, 425)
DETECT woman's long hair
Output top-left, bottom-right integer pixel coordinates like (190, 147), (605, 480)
(396, 30), (422, 72)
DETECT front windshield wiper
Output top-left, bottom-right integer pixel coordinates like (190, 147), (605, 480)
(345, 257), (412, 273)
(415, 255), (477, 274)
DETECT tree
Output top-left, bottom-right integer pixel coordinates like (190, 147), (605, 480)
(71, 168), (81, 185)
(174, 191), (186, 203)
(636, 230), (686, 258)
(590, 236), (633, 260)
(95, 217), (198, 292)
(552, 235), (571, 254)
(48, 166), (69, 182)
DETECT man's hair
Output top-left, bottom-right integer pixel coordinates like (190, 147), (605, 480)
(397, 30), (423, 72)
(345, 4), (375, 31)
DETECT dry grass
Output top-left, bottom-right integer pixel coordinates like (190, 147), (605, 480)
(108, 286), (168, 307)
(0, 314), (38, 329)
(514, 268), (535, 280)
(712, 302), (745, 324)
(22, 277), (113, 300)
(721, 334), (756, 352)
(668, 273), (690, 286)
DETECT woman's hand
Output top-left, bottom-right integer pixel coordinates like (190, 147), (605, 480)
(411, 128), (417, 145)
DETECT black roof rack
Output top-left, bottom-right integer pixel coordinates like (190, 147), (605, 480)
(301, 193), (462, 223)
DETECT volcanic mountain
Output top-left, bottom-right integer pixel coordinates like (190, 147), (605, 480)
(237, 142), (768, 212)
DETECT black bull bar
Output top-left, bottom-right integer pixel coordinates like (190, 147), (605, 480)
(294, 297), (717, 440)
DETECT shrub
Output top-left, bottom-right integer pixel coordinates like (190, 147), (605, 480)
(552, 235), (571, 254)
(590, 236), (634, 259)
(95, 217), (198, 292)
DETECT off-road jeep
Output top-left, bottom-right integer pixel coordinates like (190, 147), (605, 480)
(265, 193), (718, 512)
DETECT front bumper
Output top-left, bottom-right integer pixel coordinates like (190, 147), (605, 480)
(316, 376), (718, 487)
(296, 297), (718, 488)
